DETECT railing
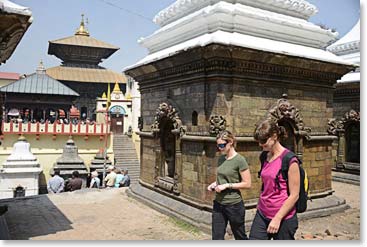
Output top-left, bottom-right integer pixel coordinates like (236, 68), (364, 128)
(1, 121), (110, 137)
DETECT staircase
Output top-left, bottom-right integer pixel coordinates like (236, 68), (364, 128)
(113, 134), (140, 184)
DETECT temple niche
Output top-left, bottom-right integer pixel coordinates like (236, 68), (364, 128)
(125, 0), (355, 229)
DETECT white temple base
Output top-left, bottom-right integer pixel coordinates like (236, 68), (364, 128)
(0, 169), (42, 199)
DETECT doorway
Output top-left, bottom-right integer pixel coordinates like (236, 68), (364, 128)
(111, 116), (124, 134)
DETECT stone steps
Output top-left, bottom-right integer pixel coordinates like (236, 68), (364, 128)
(113, 134), (140, 184)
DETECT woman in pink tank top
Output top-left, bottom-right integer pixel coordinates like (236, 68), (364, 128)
(249, 119), (300, 240)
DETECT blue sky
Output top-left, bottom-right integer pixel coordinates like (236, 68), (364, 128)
(0, 0), (360, 75)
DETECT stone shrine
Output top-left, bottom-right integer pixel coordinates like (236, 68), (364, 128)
(125, 0), (356, 230)
(327, 19), (360, 174)
(0, 136), (42, 199)
(52, 137), (88, 185)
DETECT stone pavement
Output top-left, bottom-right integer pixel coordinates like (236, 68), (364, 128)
(0, 181), (360, 240)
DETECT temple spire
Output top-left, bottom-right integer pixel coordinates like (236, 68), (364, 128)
(112, 81), (121, 93)
(75, 14), (90, 36)
(36, 60), (46, 74)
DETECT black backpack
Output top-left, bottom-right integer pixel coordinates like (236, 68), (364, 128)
(258, 151), (309, 213)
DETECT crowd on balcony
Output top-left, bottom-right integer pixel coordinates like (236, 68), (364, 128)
(4, 105), (98, 125)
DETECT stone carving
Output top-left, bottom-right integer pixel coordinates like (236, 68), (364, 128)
(138, 58), (338, 85)
(151, 102), (186, 137)
(328, 109), (360, 135)
(209, 115), (227, 136)
(327, 118), (343, 135)
(342, 109), (360, 123)
(268, 94), (311, 136)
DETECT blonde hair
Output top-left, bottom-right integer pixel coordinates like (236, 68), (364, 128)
(216, 130), (237, 147)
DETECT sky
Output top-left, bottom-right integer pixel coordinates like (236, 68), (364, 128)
(0, 0), (361, 75)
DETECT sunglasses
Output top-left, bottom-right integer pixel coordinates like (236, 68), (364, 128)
(258, 137), (270, 145)
(217, 141), (228, 149)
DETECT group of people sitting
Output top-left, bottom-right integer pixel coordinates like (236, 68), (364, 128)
(47, 166), (130, 194)
(103, 165), (131, 188)
(47, 170), (83, 193)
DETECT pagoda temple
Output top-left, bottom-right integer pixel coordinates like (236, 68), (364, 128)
(46, 15), (127, 122)
(125, 0), (356, 231)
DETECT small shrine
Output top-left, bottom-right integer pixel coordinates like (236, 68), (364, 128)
(125, 0), (356, 229)
(0, 136), (42, 199)
(52, 137), (88, 185)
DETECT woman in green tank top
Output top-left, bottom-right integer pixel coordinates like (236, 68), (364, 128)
(207, 130), (252, 240)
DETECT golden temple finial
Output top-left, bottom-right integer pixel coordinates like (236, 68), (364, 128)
(75, 14), (90, 36)
(102, 92), (107, 98)
(112, 81), (121, 93)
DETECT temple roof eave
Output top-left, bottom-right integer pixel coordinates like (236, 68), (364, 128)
(154, 0), (318, 26)
(125, 31), (355, 72)
(46, 66), (127, 84)
(0, 72), (80, 96)
(49, 35), (119, 50)
(0, 0), (33, 64)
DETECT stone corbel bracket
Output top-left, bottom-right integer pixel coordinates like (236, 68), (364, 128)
(209, 115), (227, 136)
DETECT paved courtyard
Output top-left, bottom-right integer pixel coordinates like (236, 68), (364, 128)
(0, 181), (360, 240)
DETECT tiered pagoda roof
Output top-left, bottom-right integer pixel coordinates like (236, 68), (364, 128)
(47, 15), (126, 84)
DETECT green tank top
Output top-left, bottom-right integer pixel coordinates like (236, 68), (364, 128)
(215, 153), (249, 205)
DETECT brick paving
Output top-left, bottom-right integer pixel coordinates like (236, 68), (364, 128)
(0, 181), (360, 240)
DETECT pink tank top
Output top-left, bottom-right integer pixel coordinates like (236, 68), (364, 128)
(257, 149), (298, 220)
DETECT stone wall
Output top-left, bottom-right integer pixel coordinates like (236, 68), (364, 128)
(127, 43), (353, 210)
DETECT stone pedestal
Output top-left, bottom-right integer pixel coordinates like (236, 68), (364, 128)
(0, 136), (42, 199)
(52, 138), (88, 186)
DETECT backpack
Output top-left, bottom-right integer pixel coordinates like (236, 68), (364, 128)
(258, 150), (309, 213)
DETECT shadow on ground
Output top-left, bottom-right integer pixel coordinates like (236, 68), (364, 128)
(0, 195), (72, 240)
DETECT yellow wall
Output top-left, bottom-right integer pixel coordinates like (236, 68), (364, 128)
(0, 134), (114, 186)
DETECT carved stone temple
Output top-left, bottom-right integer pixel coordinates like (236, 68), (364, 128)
(125, 0), (356, 230)
(0, 136), (42, 199)
(327, 19), (360, 175)
(52, 138), (88, 185)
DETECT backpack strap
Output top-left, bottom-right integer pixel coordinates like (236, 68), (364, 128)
(276, 151), (301, 192)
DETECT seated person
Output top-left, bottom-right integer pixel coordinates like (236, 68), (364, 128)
(114, 168), (125, 188)
(120, 170), (131, 187)
(66, 171), (83, 191)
